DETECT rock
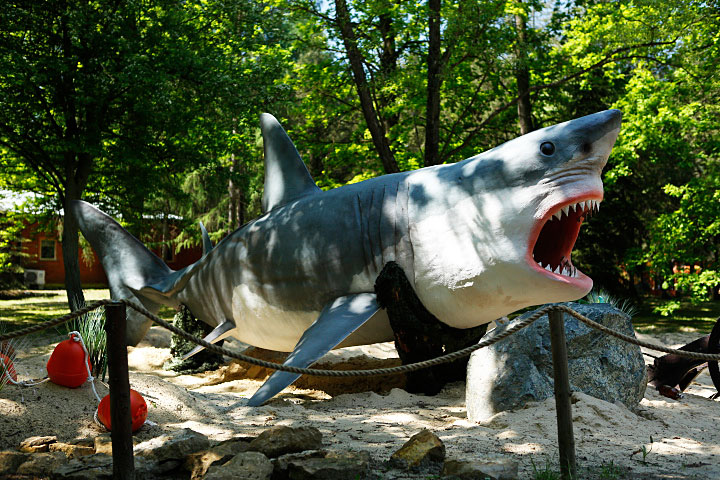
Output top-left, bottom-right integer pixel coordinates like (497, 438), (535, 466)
(94, 434), (113, 455)
(71, 438), (96, 448)
(248, 425), (322, 458)
(15, 451), (67, 475)
(185, 438), (250, 479)
(134, 427), (210, 473)
(50, 442), (96, 459)
(205, 451), (273, 480)
(278, 450), (371, 480)
(19, 434), (57, 453)
(442, 457), (519, 480)
(55, 453), (155, 480)
(388, 429), (445, 469)
(0, 450), (29, 474)
(54, 454), (113, 479)
(272, 450), (327, 478)
(467, 302), (647, 422)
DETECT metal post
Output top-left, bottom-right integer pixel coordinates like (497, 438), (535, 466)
(104, 302), (135, 480)
(548, 308), (576, 480)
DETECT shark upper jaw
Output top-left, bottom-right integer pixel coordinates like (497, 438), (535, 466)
(527, 191), (602, 291)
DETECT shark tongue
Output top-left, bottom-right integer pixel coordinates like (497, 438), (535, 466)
(533, 207), (584, 271)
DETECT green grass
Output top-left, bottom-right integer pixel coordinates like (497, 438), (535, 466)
(0, 288), (175, 334)
(631, 297), (720, 334)
(3, 288), (720, 338)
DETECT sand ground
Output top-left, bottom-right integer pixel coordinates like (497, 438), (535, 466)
(1, 327), (719, 479)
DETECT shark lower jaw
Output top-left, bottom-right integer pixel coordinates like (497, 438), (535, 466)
(527, 194), (602, 290)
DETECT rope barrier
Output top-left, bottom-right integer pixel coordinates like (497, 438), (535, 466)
(1, 299), (720, 378)
(68, 331), (102, 403)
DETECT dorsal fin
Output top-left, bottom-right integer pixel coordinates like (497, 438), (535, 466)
(260, 113), (321, 213)
(199, 221), (213, 257)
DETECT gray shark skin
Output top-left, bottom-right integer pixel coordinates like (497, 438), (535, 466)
(70, 109), (621, 406)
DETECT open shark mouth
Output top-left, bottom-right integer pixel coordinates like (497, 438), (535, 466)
(530, 198), (601, 279)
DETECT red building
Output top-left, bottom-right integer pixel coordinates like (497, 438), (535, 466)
(20, 222), (203, 287)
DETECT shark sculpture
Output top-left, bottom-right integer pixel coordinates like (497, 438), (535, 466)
(71, 109), (622, 406)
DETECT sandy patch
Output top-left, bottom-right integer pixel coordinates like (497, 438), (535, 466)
(1, 326), (719, 478)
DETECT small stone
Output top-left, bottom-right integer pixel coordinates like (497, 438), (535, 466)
(388, 429), (445, 469)
(205, 451), (273, 480)
(443, 457), (519, 480)
(71, 438), (96, 448)
(273, 450), (327, 478)
(94, 434), (113, 455)
(54, 453), (113, 479)
(16, 451), (67, 475)
(248, 426), (322, 458)
(134, 428), (210, 473)
(185, 439), (250, 479)
(19, 435), (57, 453)
(284, 450), (370, 480)
(50, 442), (96, 459)
(0, 450), (29, 475)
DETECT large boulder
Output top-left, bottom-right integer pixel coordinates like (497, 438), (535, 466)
(466, 302), (647, 422)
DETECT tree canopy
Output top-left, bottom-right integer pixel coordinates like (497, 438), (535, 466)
(1, 0), (719, 306)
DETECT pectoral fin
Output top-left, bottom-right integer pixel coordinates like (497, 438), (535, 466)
(181, 320), (236, 360)
(247, 293), (380, 406)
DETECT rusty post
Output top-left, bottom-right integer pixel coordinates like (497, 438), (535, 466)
(104, 302), (135, 480)
(548, 308), (576, 480)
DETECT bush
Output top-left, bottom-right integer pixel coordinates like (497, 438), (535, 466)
(0, 211), (28, 290)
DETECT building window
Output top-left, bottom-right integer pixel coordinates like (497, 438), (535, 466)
(40, 239), (56, 260)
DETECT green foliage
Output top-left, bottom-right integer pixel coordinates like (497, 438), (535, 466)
(0, 209), (28, 289)
(531, 458), (562, 480)
(598, 461), (622, 480)
(65, 302), (107, 381)
(1, 0), (719, 302)
(634, 436), (654, 464)
(652, 300), (681, 317)
(165, 304), (225, 374)
(569, 1), (720, 297)
(584, 288), (638, 318)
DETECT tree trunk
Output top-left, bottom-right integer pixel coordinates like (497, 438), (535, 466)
(424, 0), (443, 167)
(160, 208), (169, 263)
(62, 189), (85, 312)
(228, 157), (244, 231)
(334, 0), (400, 174)
(514, 11), (534, 135)
(378, 11), (399, 132)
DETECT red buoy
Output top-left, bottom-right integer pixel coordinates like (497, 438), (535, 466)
(97, 389), (148, 432)
(46, 338), (91, 388)
(0, 353), (17, 383)
(0, 340), (15, 358)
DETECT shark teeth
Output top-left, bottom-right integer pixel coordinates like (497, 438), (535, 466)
(550, 199), (600, 221)
(537, 258), (579, 278)
(534, 198), (601, 279)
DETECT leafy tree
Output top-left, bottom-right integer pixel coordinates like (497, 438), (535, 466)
(566, 0), (720, 296)
(0, 0), (290, 309)
(0, 208), (27, 289)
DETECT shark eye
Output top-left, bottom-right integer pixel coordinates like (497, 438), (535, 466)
(540, 142), (555, 156)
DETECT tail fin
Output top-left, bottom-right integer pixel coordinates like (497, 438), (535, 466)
(69, 200), (173, 346)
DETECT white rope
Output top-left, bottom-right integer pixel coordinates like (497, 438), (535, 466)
(0, 354), (49, 387)
(68, 331), (102, 403)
